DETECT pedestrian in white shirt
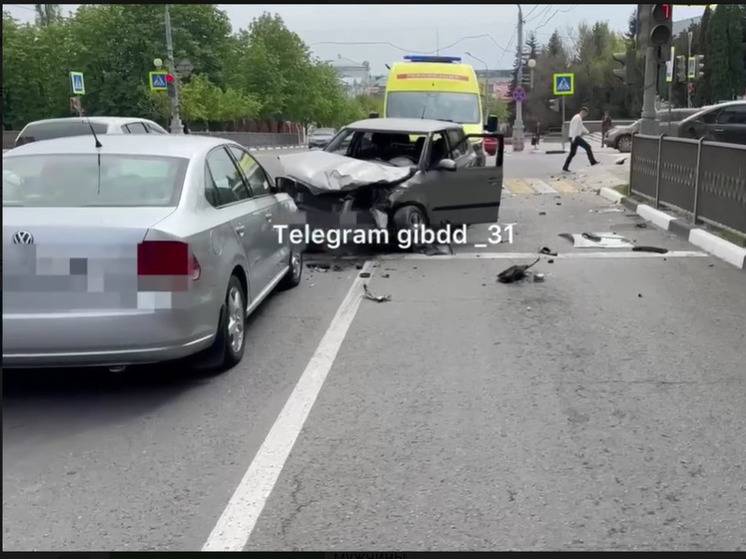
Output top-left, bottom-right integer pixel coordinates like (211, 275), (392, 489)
(563, 106), (599, 172)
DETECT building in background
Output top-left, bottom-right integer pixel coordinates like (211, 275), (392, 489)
(328, 55), (371, 97)
(475, 69), (514, 101)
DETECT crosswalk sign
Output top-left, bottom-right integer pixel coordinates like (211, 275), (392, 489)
(149, 71), (168, 92)
(70, 72), (85, 95)
(553, 73), (574, 96)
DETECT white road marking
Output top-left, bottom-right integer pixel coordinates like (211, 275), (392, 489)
(378, 251), (709, 260)
(202, 260), (375, 551)
(473, 243), (488, 248)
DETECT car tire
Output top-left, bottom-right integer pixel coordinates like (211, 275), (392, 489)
(617, 135), (632, 153)
(392, 205), (428, 250)
(278, 248), (303, 290)
(197, 275), (247, 372)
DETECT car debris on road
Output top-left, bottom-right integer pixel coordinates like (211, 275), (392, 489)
(363, 284), (391, 303)
(497, 257), (541, 284)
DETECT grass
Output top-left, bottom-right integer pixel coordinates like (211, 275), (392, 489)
(613, 183), (631, 196)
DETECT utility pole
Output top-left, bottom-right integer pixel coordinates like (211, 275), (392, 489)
(640, 43), (659, 136)
(165, 4), (183, 134)
(512, 4), (525, 151)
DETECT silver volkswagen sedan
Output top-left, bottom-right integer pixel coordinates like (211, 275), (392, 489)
(2, 134), (304, 371)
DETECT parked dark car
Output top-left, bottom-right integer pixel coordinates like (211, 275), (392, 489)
(606, 108), (701, 152)
(308, 128), (337, 149)
(676, 101), (746, 145)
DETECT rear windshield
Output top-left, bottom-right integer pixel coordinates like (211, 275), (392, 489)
(2, 154), (189, 207)
(16, 121), (109, 146)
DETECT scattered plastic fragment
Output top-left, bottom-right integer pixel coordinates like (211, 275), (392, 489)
(539, 246), (557, 256)
(382, 273), (390, 278)
(497, 257), (540, 283)
(632, 246), (668, 254)
(635, 222), (648, 228)
(332, 264), (343, 271)
(533, 273), (546, 282)
(359, 272), (371, 278)
(548, 259), (555, 264)
(560, 232), (633, 248)
(363, 284), (391, 303)
(539, 211), (547, 216)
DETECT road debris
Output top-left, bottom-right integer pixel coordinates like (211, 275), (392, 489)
(533, 273), (546, 282)
(306, 263), (330, 272)
(359, 272), (371, 278)
(539, 246), (558, 256)
(559, 232), (634, 248)
(539, 211), (547, 216)
(616, 156), (628, 164)
(497, 257), (541, 284)
(632, 246), (668, 254)
(547, 259), (555, 264)
(363, 284), (391, 303)
(332, 264), (343, 271)
(638, 293), (643, 298)
(381, 273), (390, 278)
(589, 207), (624, 214)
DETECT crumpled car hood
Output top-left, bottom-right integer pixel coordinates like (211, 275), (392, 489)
(278, 151), (412, 195)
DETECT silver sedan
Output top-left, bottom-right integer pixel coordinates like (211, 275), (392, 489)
(2, 134), (304, 371)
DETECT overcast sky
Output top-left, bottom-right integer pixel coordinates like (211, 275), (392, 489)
(4, 4), (707, 74)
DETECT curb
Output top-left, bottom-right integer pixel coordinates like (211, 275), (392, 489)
(598, 187), (746, 270)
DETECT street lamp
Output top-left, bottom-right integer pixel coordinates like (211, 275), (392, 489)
(527, 58), (536, 90)
(465, 51), (489, 121)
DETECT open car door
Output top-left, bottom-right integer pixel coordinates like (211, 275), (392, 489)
(425, 133), (504, 226)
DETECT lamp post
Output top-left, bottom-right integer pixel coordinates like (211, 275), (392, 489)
(512, 4), (525, 151)
(527, 58), (536, 90)
(465, 51), (489, 120)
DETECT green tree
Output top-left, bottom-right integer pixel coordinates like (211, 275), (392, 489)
(710, 4), (745, 101)
(34, 4), (61, 27)
(693, 6), (713, 106)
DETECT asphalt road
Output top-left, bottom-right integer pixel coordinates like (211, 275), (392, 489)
(3, 147), (745, 551)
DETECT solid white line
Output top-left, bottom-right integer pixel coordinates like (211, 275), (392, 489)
(378, 251), (709, 260)
(202, 260), (375, 551)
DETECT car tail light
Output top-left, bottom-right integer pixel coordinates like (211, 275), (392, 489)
(137, 240), (199, 280)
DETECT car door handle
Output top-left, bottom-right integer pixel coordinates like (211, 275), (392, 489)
(235, 224), (246, 237)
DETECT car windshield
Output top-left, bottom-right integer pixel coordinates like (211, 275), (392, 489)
(386, 91), (481, 124)
(2, 154), (189, 207)
(16, 121), (108, 146)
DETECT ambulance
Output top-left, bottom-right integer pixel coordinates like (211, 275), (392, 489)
(383, 55), (487, 164)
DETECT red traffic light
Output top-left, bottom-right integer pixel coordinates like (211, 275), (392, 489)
(166, 73), (175, 83)
(653, 4), (671, 21)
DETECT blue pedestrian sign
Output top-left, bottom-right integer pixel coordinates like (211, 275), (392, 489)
(149, 71), (169, 92)
(552, 72), (574, 96)
(70, 71), (85, 95)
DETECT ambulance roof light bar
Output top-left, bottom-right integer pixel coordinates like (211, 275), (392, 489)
(403, 55), (462, 63)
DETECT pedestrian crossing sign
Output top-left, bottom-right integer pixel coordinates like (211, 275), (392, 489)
(149, 71), (168, 92)
(69, 72), (85, 95)
(553, 73), (574, 96)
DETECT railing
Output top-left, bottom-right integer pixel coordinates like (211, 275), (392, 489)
(630, 133), (746, 235)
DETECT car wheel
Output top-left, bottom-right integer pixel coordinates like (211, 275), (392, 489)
(197, 275), (246, 372)
(392, 205), (427, 250)
(278, 248), (303, 290)
(617, 135), (632, 153)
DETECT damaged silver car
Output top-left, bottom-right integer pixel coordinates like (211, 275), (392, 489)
(274, 118), (504, 236)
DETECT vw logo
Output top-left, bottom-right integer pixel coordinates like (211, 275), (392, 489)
(12, 230), (34, 245)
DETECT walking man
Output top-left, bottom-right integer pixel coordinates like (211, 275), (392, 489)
(563, 106), (599, 172)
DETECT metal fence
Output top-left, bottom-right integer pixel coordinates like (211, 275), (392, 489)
(2, 130), (302, 150)
(630, 133), (746, 235)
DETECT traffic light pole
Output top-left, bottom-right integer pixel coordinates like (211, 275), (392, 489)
(511, 4), (525, 152)
(640, 44), (660, 136)
(165, 4), (183, 134)
(561, 97), (566, 152)
(687, 31), (693, 108)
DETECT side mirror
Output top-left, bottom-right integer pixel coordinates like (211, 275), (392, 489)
(436, 158), (457, 172)
(486, 115), (498, 133)
(274, 177), (294, 193)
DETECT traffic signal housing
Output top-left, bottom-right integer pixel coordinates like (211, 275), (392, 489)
(675, 55), (687, 83)
(694, 55), (705, 80)
(650, 4), (672, 49)
(612, 51), (629, 83)
(166, 73), (176, 98)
